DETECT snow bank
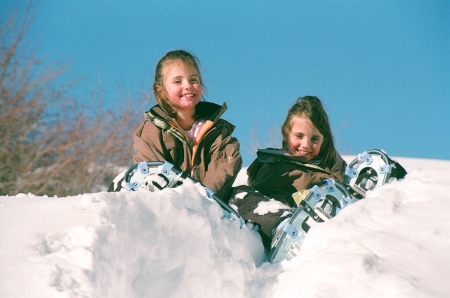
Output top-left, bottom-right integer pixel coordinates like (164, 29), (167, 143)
(270, 167), (450, 298)
(1, 158), (450, 297)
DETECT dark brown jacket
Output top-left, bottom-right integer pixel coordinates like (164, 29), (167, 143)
(247, 148), (347, 207)
(133, 101), (242, 199)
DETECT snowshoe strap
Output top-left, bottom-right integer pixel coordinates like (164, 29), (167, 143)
(295, 178), (354, 223)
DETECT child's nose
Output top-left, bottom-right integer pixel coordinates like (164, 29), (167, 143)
(183, 80), (193, 89)
(301, 138), (311, 148)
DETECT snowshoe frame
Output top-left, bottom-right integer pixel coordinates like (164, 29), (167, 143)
(344, 149), (395, 198)
(268, 178), (355, 263)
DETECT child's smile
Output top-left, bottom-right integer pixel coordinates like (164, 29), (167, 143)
(287, 115), (323, 161)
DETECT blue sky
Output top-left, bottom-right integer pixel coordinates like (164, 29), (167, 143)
(2, 0), (449, 165)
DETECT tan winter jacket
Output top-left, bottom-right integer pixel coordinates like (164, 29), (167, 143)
(133, 101), (242, 200)
(247, 148), (347, 207)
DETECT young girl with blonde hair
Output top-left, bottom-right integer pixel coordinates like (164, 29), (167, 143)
(131, 49), (242, 199)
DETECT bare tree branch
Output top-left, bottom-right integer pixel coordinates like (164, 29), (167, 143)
(0, 1), (150, 196)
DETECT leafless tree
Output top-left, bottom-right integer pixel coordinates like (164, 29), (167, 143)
(0, 2), (149, 196)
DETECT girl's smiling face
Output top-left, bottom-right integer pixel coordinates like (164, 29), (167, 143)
(160, 61), (202, 114)
(287, 114), (323, 161)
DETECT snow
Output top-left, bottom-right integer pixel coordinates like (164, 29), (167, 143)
(1, 156), (450, 298)
(253, 199), (290, 216)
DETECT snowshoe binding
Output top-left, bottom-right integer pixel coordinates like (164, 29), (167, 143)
(268, 178), (355, 263)
(344, 149), (407, 198)
(109, 161), (244, 227)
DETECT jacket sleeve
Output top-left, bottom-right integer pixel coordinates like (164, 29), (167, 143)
(132, 120), (167, 164)
(201, 133), (242, 201)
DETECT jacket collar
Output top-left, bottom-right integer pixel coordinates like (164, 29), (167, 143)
(148, 101), (227, 125)
(146, 101), (230, 145)
(254, 148), (329, 173)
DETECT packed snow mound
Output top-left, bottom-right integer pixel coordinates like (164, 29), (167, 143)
(1, 157), (450, 297)
(89, 181), (266, 297)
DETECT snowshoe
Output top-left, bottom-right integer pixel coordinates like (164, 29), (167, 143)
(107, 161), (184, 192)
(268, 178), (355, 263)
(344, 149), (407, 198)
(122, 161), (185, 191)
(110, 161), (244, 227)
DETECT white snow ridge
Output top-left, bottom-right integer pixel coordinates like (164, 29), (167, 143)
(1, 157), (450, 298)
